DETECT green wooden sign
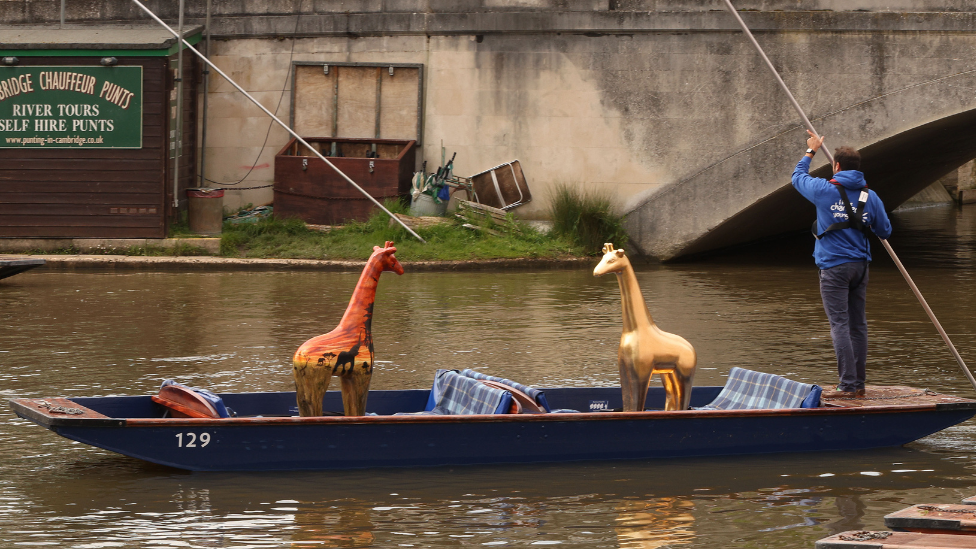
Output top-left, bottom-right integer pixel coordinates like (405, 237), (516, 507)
(0, 65), (143, 149)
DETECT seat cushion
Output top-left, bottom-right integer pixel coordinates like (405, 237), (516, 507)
(460, 369), (551, 412)
(153, 384), (221, 418)
(698, 367), (821, 410)
(157, 380), (231, 418)
(424, 370), (514, 415)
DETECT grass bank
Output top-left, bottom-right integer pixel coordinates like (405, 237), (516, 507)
(220, 202), (581, 261)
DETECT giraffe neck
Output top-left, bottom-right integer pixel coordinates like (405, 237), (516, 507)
(337, 257), (383, 332)
(615, 263), (654, 333)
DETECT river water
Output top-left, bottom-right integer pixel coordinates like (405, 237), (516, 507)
(2, 204), (975, 548)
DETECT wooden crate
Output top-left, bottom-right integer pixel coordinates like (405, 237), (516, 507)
(273, 137), (415, 225)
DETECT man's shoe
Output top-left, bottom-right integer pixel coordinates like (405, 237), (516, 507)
(854, 388), (866, 397)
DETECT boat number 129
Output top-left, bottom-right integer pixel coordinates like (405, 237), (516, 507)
(175, 432), (211, 448)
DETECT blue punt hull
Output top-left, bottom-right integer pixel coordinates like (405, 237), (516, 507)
(10, 386), (976, 471)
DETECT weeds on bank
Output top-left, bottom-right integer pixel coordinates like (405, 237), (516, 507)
(220, 200), (582, 261)
(548, 183), (627, 253)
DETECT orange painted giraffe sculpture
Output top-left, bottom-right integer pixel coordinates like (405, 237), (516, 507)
(293, 242), (404, 416)
(594, 243), (697, 411)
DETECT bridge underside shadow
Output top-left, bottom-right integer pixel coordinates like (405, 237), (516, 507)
(672, 109), (976, 260)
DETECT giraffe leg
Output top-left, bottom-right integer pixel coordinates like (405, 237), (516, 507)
(339, 366), (372, 416)
(620, 351), (653, 412)
(293, 359), (332, 417)
(660, 371), (679, 411)
(673, 355), (696, 411)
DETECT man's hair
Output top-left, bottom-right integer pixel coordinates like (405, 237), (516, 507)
(833, 146), (861, 171)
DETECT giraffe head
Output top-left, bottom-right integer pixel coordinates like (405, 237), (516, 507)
(371, 241), (405, 275)
(593, 242), (629, 277)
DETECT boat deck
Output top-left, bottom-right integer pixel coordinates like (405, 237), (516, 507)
(819, 385), (974, 409)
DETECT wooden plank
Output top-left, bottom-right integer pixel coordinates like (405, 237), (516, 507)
(0, 182), (162, 194)
(293, 64), (337, 136)
(0, 170), (163, 182)
(817, 531), (976, 548)
(0, 159), (163, 171)
(461, 222), (501, 236)
(10, 397), (109, 420)
(379, 67), (420, 140)
(390, 213), (453, 230)
(885, 504), (976, 533)
(0, 226), (163, 238)
(457, 199), (507, 220)
(0, 194), (160, 205)
(0, 215), (164, 228)
(336, 66), (379, 138)
(0, 204), (163, 216)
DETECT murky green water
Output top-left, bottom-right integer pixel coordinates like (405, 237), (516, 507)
(2, 205), (976, 548)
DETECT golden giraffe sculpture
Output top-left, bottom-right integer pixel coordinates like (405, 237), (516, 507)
(593, 243), (697, 411)
(292, 242), (404, 416)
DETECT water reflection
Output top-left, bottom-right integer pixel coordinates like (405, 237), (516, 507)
(828, 494), (866, 537)
(2, 205), (976, 547)
(293, 503), (374, 548)
(615, 498), (695, 549)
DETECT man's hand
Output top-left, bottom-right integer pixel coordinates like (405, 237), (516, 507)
(806, 130), (824, 153)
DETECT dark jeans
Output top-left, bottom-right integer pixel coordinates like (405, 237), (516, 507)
(819, 262), (869, 392)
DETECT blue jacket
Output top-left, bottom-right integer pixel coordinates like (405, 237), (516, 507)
(792, 156), (892, 269)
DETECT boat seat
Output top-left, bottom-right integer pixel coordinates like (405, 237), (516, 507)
(152, 380), (232, 418)
(698, 367), (822, 410)
(420, 369), (515, 415)
(459, 369), (552, 412)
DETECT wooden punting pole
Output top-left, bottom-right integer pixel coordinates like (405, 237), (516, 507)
(128, 0), (427, 244)
(720, 0), (976, 392)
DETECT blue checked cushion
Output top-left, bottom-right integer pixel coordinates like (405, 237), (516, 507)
(423, 369), (514, 415)
(698, 367), (822, 410)
(459, 369), (552, 412)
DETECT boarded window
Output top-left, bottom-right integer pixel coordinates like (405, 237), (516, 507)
(292, 63), (422, 142)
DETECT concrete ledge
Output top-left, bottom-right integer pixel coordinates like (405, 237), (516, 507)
(29, 254), (594, 271)
(0, 238), (221, 255)
(197, 11), (976, 38)
(960, 188), (976, 204)
(6, 10), (976, 38)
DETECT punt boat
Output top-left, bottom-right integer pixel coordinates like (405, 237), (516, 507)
(0, 257), (44, 280)
(9, 382), (976, 471)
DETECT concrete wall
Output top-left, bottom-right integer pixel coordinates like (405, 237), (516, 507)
(4, 1), (976, 254)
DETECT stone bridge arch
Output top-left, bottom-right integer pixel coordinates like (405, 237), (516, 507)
(624, 66), (976, 260)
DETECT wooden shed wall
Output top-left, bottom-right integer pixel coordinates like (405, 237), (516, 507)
(0, 54), (197, 239)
